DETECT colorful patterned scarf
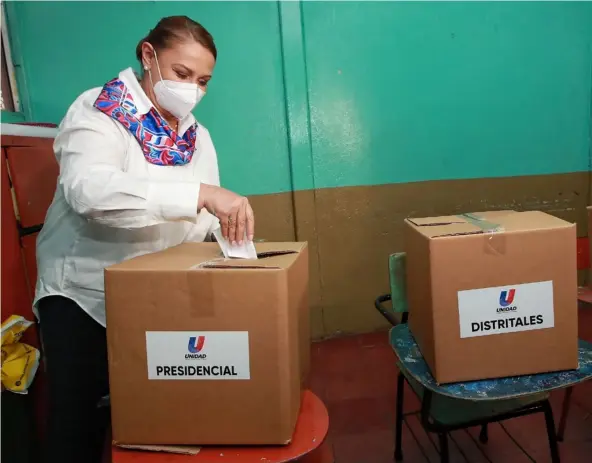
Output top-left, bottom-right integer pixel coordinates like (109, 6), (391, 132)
(94, 78), (197, 166)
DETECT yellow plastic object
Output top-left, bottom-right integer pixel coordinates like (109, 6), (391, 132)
(1, 315), (40, 394)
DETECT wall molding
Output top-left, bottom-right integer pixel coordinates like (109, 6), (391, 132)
(3, 2), (32, 121)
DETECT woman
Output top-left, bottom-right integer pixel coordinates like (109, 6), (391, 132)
(34, 16), (254, 463)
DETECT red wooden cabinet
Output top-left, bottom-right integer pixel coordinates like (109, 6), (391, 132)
(1, 129), (58, 454)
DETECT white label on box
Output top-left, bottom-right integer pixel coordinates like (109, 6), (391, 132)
(458, 281), (554, 339)
(145, 331), (250, 380)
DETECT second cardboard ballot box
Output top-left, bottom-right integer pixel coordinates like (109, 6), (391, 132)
(405, 210), (578, 385)
(105, 242), (310, 446)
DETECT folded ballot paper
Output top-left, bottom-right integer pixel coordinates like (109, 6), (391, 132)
(212, 227), (258, 259)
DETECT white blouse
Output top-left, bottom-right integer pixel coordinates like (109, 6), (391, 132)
(34, 67), (220, 327)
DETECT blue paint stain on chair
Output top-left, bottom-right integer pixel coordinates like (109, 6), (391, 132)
(375, 252), (592, 463)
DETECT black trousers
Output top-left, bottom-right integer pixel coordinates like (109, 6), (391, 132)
(37, 296), (110, 463)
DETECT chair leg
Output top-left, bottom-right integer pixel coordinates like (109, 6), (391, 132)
(479, 424), (488, 444)
(394, 372), (405, 461)
(543, 400), (561, 463)
(439, 433), (450, 463)
(557, 387), (573, 442)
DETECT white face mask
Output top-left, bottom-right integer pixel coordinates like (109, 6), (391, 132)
(148, 50), (205, 120)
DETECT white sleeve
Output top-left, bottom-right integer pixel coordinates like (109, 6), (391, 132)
(56, 96), (201, 229)
(185, 213), (220, 243)
(185, 127), (221, 242)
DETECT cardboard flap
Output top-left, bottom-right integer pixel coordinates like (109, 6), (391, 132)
(407, 210), (573, 239)
(418, 222), (485, 238)
(107, 243), (221, 272)
(467, 210), (516, 219)
(194, 245), (305, 270)
(408, 211), (517, 229)
(408, 216), (466, 226)
(495, 211), (573, 231)
(407, 215), (487, 238)
(116, 443), (200, 455)
(407, 213), (507, 238)
(107, 242), (307, 272)
(197, 252), (298, 270)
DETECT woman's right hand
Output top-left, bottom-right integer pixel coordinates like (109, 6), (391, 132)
(198, 183), (255, 245)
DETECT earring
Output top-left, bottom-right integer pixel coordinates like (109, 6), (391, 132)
(144, 65), (148, 71)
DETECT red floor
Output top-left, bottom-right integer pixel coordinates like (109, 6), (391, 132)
(309, 305), (592, 463)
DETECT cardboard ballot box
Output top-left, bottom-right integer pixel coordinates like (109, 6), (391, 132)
(105, 242), (310, 446)
(405, 210), (578, 384)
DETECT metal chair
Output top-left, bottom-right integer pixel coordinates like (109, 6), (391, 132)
(375, 252), (592, 463)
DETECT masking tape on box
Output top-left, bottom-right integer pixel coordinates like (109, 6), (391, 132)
(457, 213), (506, 255)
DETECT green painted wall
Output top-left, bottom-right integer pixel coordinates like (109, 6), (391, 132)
(5, 0), (292, 196)
(0, 112), (26, 123)
(6, 1), (592, 194)
(302, 1), (592, 188)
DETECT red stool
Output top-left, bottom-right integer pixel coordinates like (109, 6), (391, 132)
(111, 390), (333, 463)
